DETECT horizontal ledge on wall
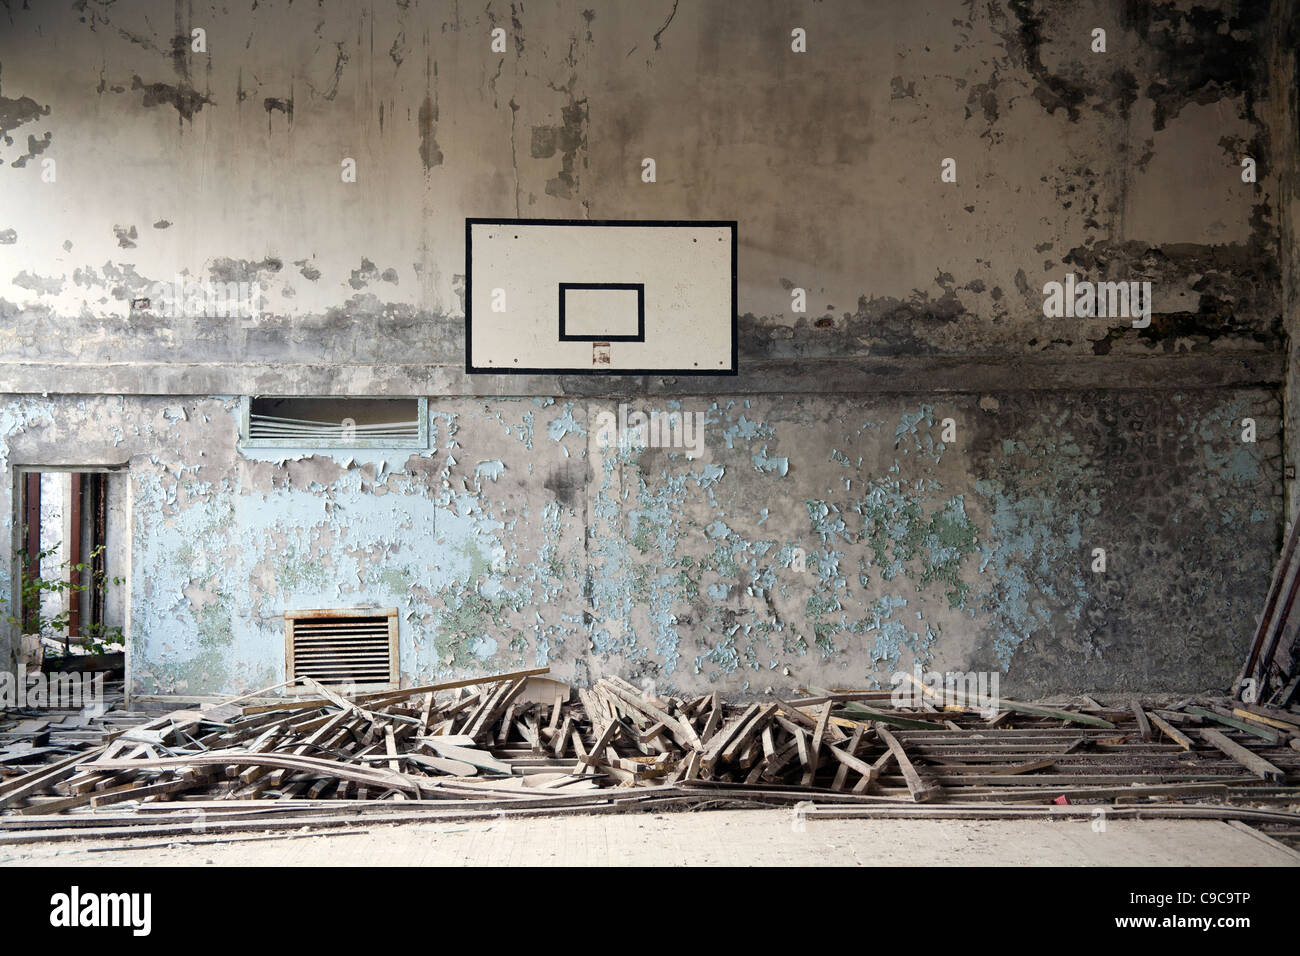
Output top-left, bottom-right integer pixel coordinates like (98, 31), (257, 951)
(0, 353), (1284, 397)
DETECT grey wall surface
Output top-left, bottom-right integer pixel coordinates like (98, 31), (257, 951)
(0, 390), (1283, 698)
(0, 0), (1295, 695)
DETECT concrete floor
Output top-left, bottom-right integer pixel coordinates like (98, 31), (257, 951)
(4, 812), (1298, 866)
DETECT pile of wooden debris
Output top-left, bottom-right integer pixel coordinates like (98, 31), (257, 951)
(2, 666), (1299, 848)
(1238, 516), (1300, 709)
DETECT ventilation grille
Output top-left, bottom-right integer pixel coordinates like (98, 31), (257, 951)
(247, 413), (421, 442)
(242, 397), (427, 448)
(285, 609), (398, 690)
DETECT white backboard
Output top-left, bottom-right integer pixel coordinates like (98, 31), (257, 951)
(465, 219), (737, 375)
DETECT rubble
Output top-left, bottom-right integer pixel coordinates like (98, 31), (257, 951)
(2, 667), (1298, 847)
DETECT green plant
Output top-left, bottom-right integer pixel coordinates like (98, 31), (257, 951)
(4, 544), (125, 655)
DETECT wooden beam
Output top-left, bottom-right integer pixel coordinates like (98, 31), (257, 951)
(875, 724), (939, 803)
(241, 667), (550, 715)
(1186, 706), (1279, 744)
(1199, 729), (1284, 781)
(831, 723), (867, 791)
(1148, 712), (1194, 751)
(1131, 700), (1152, 741)
(1231, 707), (1300, 734)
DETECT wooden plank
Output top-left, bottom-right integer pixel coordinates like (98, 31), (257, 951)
(1199, 729), (1284, 781)
(384, 724), (401, 772)
(402, 753), (478, 776)
(90, 751), (428, 794)
(824, 739), (876, 790)
(837, 704), (950, 730)
(720, 704), (778, 766)
(792, 725), (810, 775)
(875, 723), (939, 803)
(597, 679), (703, 751)
(1148, 711), (1194, 751)
(242, 667), (550, 715)
(88, 774), (210, 809)
(831, 723), (866, 791)
(700, 694), (722, 743)
(419, 691), (436, 734)
(1131, 700), (1152, 741)
(497, 702), (518, 744)
(569, 729), (590, 776)
(1237, 516), (1300, 697)
(552, 714), (574, 758)
(463, 678), (529, 741)
(1231, 707), (1300, 734)
(759, 738), (802, 782)
(1186, 705), (1280, 744)
(0, 749), (104, 808)
(900, 672), (1115, 727)
(575, 719), (619, 776)
(853, 749), (895, 794)
(805, 701), (832, 786)
(985, 759), (1054, 776)
(700, 704), (760, 774)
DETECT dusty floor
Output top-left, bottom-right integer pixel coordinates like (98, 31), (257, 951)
(3, 811), (1298, 866)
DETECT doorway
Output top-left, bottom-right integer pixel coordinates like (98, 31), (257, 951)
(12, 467), (127, 661)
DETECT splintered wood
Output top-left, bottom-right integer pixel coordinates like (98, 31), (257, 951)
(2, 671), (1300, 846)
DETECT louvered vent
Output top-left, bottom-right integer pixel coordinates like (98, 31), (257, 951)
(285, 609), (398, 691)
(248, 415), (421, 442)
(242, 397), (427, 448)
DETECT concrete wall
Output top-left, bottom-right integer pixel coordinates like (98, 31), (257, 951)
(0, 0), (1294, 693)
(0, 391), (1283, 697)
(1270, 0), (1300, 522)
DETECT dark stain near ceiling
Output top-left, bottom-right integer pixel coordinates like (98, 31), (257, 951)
(543, 99), (588, 200)
(10, 130), (51, 167)
(130, 74), (212, 121)
(740, 286), (969, 361)
(350, 258), (379, 290)
(1000, 0), (1268, 131)
(1003, 0), (1095, 122)
(510, 3), (526, 55)
(1069, 239), (1283, 355)
(263, 96), (293, 122)
(208, 257), (283, 284)
(1002, 0), (1138, 123)
(0, 69), (52, 146)
(1123, 0), (1270, 131)
(418, 92), (443, 168)
(530, 125), (558, 158)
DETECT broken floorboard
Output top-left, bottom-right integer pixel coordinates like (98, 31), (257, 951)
(1, 677), (1298, 848)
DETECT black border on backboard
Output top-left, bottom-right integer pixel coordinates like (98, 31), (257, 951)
(558, 282), (646, 342)
(465, 218), (739, 376)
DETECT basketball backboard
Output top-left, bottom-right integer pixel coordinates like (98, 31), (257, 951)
(465, 219), (737, 375)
